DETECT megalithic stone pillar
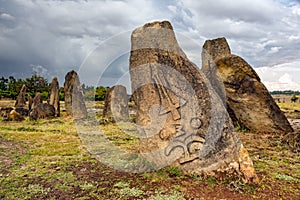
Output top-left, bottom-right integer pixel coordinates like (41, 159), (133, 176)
(129, 21), (258, 183)
(14, 84), (26, 108)
(64, 70), (87, 119)
(49, 77), (60, 117)
(103, 85), (129, 121)
(202, 37), (293, 133)
(28, 95), (33, 110)
(32, 92), (42, 109)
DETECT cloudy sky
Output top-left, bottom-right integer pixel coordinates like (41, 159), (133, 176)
(0, 0), (300, 91)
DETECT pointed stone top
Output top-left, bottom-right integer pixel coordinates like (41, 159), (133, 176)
(143, 21), (173, 30)
(14, 84), (26, 108)
(202, 37), (231, 61)
(131, 20), (186, 67)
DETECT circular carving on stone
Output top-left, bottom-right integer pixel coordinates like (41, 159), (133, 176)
(190, 117), (202, 129)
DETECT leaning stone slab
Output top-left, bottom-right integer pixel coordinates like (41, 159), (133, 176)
(129, 21), (258, 183)
(202, 37), (293, 133)
(14, 84), (26, 108)
(32, 92), (43, 110)
(103, 85), (129, 121)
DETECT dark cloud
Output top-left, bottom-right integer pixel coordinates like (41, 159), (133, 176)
(0, 0), (299, 90)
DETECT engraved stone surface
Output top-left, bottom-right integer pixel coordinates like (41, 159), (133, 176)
(103, 85), (129, 121)
(130, 21), (258, 183)
(64, 70), (87, 119)
(202, 37), (293, 133)
(49, 77), (60, 117)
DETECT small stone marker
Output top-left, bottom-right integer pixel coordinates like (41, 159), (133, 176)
(49, 77), (60, 117)
(103, 85), (129, 121)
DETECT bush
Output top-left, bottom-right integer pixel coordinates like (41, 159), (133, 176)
(40, 91), (48, 101)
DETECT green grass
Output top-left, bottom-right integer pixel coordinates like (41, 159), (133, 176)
(277, 102), (300, 118)
(277, 102), (300, 111)
(0, 104), (299, 199)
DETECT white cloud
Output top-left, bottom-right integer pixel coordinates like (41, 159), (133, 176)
(31, 65), (49, 78)
(288, 35), (300, 41)
(269, 46), (282, 54)
(0, 13), (15, 21)
(292, 5), (300, 15)
(254, 60), (300, 91)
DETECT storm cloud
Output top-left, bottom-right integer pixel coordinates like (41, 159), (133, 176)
(0, 0), (299, 91)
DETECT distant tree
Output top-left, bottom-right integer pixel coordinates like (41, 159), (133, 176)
(25, 73), (49, 95)
(291, 94), (299, 103)
(59, 87), (64, 101)
(40, 91), (49, 101)
(0, 76), (8, 90)
(7, 76), (25, 99)
(270, 90), (300, 95)
(83, 85), (95, 101)
(95, 86), (109, 101)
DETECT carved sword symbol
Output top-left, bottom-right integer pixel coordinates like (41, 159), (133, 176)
(151, 65), (186, 120)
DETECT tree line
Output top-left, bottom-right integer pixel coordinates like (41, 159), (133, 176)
(0, 74), (109, 101)
(270, 90), (300, 95)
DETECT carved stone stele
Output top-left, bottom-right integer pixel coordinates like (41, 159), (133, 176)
(129, 21), (258, 183)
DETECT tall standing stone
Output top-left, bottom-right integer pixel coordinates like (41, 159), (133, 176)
(64, 70), (87, 119)
(28, 95), (33, 110)
(14, 84), (26, 108)
(32, 92), (43, 109)
(103, 85), (129, 121)
(130, 21), (258, 183)
(202, 37), (293, 133)
(49, 77), (60, 117)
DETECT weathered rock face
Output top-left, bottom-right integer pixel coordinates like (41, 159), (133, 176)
(202, 37), (231, 69)
(8, 110), (25, 121)
(14, 84), (26, 108)
(29, 103), (55, 120)
(103, 85), (129, 121)
(32, 93), (43, 109)
(15, 107), (29, 116)
(49, 77), (60, 117)
(201, 37), (231, 103)
(29, 92), (55, 120)
(202, 38), (293, 133)
(129, 21), (258, 183)
(28, 95), (33, 110)
(64, 70), (87, 119)
(0, 107), (13, 117)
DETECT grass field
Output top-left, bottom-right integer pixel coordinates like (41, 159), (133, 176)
(0, 101), (299, 199)
(278, 102), (300, 119)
